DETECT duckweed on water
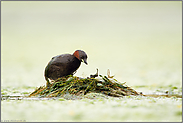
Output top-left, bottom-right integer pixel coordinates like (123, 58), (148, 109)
(29, 75), (139, 98)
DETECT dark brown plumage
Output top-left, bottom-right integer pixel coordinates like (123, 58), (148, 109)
(44, 50), (88, 87)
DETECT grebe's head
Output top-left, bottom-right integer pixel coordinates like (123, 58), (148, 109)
(73, 50), (88, 65)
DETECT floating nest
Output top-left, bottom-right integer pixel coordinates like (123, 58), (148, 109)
(29, 69), (139, 98)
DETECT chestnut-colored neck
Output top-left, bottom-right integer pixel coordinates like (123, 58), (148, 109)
(73, 51), (80, 60)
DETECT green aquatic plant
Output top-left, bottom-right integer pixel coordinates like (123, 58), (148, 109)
(29, 75), (139, 98)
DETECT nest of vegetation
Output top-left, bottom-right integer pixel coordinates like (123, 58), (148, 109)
(29, 70), (139, 98)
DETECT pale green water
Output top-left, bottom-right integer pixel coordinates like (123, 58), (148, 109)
(1, 1), (182, 122)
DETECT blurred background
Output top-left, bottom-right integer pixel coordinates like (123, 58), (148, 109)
(1, 1), (182, 88)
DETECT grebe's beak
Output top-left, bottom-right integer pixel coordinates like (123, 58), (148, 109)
(83, 59), (88, 65)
